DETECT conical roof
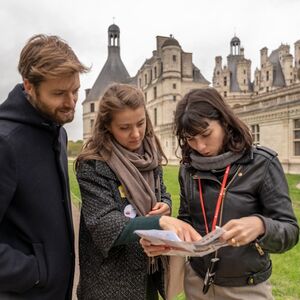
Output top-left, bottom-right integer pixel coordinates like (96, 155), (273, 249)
(84, 24), (130, 103)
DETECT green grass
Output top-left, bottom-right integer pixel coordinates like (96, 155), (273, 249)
(68, 161), (81, 207)
(69, 163), (300, 299)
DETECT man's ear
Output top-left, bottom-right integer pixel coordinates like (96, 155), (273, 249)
(23, 79), (34, 97)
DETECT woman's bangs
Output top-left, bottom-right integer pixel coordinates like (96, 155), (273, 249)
(181, 114), (207, 138)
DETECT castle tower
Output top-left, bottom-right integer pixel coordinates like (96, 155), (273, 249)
(213, 56), (223, 88)
(82, 24), (131, 141)
(230, 36), (241, 55)
(260, 47), (268, 68)
(213, 35), (252, 102)
(161, 35), (181, 79)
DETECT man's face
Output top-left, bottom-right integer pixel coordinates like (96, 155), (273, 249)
(24, 73), (80, 125)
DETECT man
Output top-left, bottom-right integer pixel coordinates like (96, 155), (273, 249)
(0, 34), (88, 299)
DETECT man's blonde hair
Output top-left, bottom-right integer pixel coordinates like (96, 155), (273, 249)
(18, 34), (89, 87)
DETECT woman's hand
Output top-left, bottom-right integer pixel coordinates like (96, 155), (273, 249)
(220, 216), (265, 247)
(147, 202), (171, 216)
(140, 238), (171, 257)
(159, 216), (201, 242)
(140, 216), (201, 256)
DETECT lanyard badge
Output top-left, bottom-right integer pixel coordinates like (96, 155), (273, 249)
(203, 257), (220, 294)
(198, 165), (230, 294)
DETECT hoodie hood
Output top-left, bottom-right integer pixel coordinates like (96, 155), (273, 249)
(0, 84), (58, 131)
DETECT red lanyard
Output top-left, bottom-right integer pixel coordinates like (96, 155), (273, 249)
(198, 165), (231, 234)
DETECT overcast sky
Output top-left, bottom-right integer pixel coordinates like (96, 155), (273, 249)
(1, 0), (299, 140)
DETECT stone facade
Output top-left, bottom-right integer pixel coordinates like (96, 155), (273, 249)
(234, 84), (300, 173)
(137, 35), (210, 163)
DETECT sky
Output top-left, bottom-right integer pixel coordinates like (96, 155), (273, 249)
(1, 0), (299, 141)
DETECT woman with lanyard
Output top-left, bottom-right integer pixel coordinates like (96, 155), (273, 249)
(75, 83), (200, 300)
(141, 88), (299, 299)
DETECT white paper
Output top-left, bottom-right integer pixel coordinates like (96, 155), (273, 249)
(135, 226), (228, 257)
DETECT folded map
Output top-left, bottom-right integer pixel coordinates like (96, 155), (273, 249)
(135, 226), (228, 257)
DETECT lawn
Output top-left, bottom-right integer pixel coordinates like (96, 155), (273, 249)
(69, 163), (300, 299)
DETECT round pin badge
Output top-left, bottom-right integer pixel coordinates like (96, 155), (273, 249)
(123, 204), (137, 218)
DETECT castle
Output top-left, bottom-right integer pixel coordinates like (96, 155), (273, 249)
(82, 24), (300, 173)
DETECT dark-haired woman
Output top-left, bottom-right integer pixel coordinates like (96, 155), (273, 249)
(142, 88), (299, 299)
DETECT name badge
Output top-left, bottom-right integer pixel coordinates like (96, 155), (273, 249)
(124, 204), (137, 219)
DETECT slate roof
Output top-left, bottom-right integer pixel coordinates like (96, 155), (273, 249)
(269, 49), (286, 87)
(162, 37), (180, 48)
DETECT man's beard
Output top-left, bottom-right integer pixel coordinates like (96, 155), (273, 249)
(27, 94), (75, 125)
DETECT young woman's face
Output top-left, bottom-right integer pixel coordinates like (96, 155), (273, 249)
(109, 106), (147, 151)
(186, 119), (225, 156)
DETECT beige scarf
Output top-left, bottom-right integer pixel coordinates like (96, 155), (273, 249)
(107, 136), (160, 216)
(107, 136), (174, 297)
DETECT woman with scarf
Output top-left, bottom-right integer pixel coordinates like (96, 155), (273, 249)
(141, 88), (299, 299)
(75, 83), (200, 300)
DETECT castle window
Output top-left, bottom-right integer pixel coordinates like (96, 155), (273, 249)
(244, 79), (246, 84)
(144, 92), (147, 102)
(154, 66), (157, 78)
(244, 70), (246, 74)
(90, 103), (95, 113)
(217, 71), (220, 75)
(251, 124), (260, 145)
(139, 78), (142, 87)
(224, 91), (227, 97)
(154, 108), (158, 126)
(145, 74), (148, 85)
(294, 119), (300, 155)
(173, 83), (176, 89)
(266, 87), (269, 92)
(172, 136), (176, 151)
(90, 119), (94, 130)
(172, 55), (177, 62)
(173, 95), (176, 101)
(256, 76), (259, 85)
(153, 86), (157, 99)
(266, 71), (269, 81)
(224, 77), (227, 86)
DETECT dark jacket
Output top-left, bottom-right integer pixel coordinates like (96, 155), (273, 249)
(0, 84), (74, 299)
(178, 146), (299, 286)
(76, 159), (171, 300)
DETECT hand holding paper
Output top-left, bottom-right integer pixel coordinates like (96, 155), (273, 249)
(137, 226), (228, 257)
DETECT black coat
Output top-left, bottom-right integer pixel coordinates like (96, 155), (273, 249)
(178, 146), (299, 286)
(0, 84), (74, 299)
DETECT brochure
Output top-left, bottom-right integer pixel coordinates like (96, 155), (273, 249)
(135, 226), (228, 257)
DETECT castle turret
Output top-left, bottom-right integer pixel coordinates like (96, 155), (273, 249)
(82, 23), (131, 140)
(161, 35), (181, 79)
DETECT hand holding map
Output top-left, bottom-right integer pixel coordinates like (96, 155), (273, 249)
(135, 226), (228, 257)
